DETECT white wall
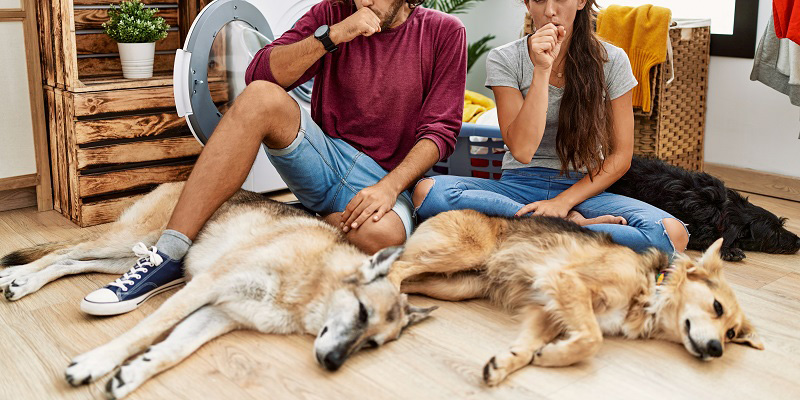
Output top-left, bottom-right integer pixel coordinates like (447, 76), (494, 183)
(0, 21), (37, 180)
(454, 0), (800, 178)
(704, 0), (800, 178)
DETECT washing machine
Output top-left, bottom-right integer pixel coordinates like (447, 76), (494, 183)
(174, 0), (323, 193)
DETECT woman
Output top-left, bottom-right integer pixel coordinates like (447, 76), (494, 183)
(412, 0), (688, 255)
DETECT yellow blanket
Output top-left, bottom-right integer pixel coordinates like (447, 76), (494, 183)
(597, 5), (671, 112)
(463, 90), (495, 123)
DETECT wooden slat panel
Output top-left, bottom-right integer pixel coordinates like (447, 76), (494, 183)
(45, 88), (61, 213)
(74, 8), (179, 30)
(54, 89), (70, 217)
(73, 0), (178, 4)
(37, 0), (55, 86)
(78, 164), (193, 197)
(60, 0), (81, 89)
(76, 31), (179, 55)
(72, 81), (228, 116)
(77, 53), (175, 79)
(75, 112), (187, 143)
(64, 91), (81, 222)
(77, 137), (202, 169)
(52, 0), (65, 86)
(79, 194), (143, 227)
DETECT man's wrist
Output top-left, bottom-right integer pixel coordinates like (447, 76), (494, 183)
(377, 177), (405, 196)
(329, 24), (346, 45)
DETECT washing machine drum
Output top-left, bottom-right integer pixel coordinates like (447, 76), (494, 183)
(174, 0), (314, 145)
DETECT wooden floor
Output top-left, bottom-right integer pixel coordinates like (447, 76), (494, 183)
(1, 192), (799, 400)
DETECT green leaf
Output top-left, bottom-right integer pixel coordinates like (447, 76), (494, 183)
(103, 0), (170, 43)
(425, 0), (483, 15)
(467, 34), (495, 73)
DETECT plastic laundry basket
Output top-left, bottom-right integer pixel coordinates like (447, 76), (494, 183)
(428, 123), (506, 180)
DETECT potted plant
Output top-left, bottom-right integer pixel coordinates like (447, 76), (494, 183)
(103, 0), (170, 79)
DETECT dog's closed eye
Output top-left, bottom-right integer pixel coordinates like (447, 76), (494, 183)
(713, 300), (724, 317)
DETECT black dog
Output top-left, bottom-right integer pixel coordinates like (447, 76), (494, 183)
(608, 157), (800, 261)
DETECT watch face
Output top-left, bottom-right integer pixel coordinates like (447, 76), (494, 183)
(315, 25), (328, 38)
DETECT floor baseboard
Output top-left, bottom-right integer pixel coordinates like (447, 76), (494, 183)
(704, 163), (800, 202)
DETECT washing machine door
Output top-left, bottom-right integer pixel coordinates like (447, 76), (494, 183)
(174, 0), (315, 144)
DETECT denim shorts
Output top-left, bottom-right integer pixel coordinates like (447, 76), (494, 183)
(264, 101), (414, 238)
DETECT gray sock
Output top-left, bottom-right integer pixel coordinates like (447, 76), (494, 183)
(155, 230), (192, 260)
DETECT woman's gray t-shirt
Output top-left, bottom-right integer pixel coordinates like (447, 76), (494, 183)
(485, 37), (637, 172)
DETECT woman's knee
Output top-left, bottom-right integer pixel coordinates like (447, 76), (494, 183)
(662, 218), (689, 253)
(412, 178), (436, 208)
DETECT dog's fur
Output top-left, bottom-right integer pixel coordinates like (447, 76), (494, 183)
(388, 210), (764, 386)
(0, 182), (434, 399)
(608, 156), (800, 261)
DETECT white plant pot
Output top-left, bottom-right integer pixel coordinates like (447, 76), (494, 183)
(117, 42), (156, 79)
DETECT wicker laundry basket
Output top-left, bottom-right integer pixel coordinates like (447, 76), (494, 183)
(522, 14), (711, 171)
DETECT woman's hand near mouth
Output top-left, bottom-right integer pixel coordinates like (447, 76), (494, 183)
(528, 23), (566, 71)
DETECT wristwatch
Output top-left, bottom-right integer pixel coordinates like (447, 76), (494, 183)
(314, 25), (338, 53)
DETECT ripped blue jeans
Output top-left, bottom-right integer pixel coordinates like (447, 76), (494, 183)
(415, 167), (688, 255)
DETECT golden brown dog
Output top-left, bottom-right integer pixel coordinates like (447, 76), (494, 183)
(388, 210), (764, 386)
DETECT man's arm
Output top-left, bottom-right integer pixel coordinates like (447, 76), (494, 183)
(340, 139), (439, 231)
(246, 7), (381, 88)
(268, 8), (382, 88)
(340, 23), (467, 232)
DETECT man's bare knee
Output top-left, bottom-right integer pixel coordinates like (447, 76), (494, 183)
(663, 218), (689, 253)
(235, 81), (300, 149)
(412, 178), (435, 209)
(347, 212), (406, 254)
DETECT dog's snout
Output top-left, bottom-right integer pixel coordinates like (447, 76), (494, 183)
(322, 351), (346, 371)
(706, 340), (723, 358)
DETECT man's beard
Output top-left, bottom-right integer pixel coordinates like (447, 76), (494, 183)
(377, 0), (405, 31)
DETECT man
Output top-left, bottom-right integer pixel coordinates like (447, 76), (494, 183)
(80, 0), (467, 316)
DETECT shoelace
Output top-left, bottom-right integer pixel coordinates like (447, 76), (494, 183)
(108, 243), (164, 291)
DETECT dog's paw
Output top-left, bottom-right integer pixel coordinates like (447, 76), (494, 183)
(482, 356), (510, 387)
(3, 277), (41, 301)
(65, 353), (118, 387)
(104, 354), (155, 399)
(721, 248), (746, 262)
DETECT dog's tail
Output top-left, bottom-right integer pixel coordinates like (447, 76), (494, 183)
(1, 239), (82, 267)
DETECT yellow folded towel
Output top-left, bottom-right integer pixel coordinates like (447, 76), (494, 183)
(463, 90), (495, 123)
(597, 5), (671, 112)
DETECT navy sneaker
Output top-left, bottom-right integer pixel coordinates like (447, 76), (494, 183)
(81, 243), (185, 316)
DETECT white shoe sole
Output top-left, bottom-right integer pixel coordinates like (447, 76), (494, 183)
(80, 279), (186, 316)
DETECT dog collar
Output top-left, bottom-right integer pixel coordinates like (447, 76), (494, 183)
(656, 269), (671, 286)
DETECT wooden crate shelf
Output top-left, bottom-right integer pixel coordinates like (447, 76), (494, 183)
(44, 83), (229, 226)
(37, 0), (186, 91)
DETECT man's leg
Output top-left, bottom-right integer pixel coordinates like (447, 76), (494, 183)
(167, 81), (301, 239)
(81, 81), (302, 316)
(323, 211), (406, 254)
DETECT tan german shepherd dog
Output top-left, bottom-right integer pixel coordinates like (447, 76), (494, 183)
(388, 210), (764, 386)
(0, 182), (435, 399)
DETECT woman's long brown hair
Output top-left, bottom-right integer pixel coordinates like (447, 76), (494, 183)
(555, 0), (612, 179)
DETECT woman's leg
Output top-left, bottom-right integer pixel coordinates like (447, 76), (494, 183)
(414, 174), (547, 220)
(570, 192), (689, 255)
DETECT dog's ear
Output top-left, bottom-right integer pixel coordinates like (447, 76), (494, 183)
(402, 294), (438, 328)
(699, 238), (725, 276)
(732, 318), (764, 350)
(359, 246), (404, 284)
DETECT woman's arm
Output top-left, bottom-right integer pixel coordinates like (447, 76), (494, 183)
(494, 24), (564, 164)
(515, 90), (634, 217)
(493, 69), (550, 164)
